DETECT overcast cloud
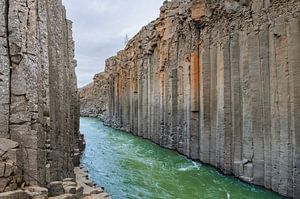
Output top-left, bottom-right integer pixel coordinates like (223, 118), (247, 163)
(62, 0), (164, 87)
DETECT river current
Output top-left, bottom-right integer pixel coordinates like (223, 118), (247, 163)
(80, 117), (284, 199)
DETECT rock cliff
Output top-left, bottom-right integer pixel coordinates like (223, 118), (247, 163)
(82, 0), (300, 198)
(80, 72), (109, 118)
(0, 0), (81, 193)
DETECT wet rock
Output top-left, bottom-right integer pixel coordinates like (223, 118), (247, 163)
(74, 167), (109, 198)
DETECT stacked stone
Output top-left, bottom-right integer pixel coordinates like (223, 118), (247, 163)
(0, 0), (80, 193)
(90, 0), (300, 198)
(0, 170), (110, 199)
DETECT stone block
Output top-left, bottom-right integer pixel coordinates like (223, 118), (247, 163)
(24, 186), (48, 199)
(0, 190), (30, 199)
(9, 112), (31, 125)
(75, 186), (84, 198)
(0, 177), (10, 192)
(63, 181), (76, 187)
(0, 139), (18, 157)
(0, 163), (4, 177)
(49, 193), (75, 199)
(49, 181), (64, 197)
(64, 186), (76, 195)
(3, 164), (14, 178)
(63, 178), (75, 183)
(10, 127), (38, 149)
(4, 149), (18, 167)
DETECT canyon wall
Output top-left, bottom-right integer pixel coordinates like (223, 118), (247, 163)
(80, 72), (109, 117)
(82, 0), (300, 198)
(0, 0), (80, 192)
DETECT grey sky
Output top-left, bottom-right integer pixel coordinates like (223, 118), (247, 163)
(62, 0), (164, 87)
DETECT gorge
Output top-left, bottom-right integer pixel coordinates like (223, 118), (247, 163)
(0, 0), (298, 198)
(80, 0), (300, 198)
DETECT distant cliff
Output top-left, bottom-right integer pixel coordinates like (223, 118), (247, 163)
(0, 0), (81, 193)
(80, 72), (109, 118)
(80, 0), (300, 198)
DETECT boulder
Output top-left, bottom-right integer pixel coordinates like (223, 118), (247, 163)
(23, 186), (48, 199)
(49, 181), (64, 197)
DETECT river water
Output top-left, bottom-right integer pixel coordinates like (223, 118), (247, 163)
(80, 117), (285, 199)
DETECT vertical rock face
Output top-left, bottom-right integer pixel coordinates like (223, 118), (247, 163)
(0, 0), (80, 192)
(83, 0), (300, 198)
(80, 72), (109, 118)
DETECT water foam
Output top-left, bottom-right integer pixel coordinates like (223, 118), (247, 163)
(178, 161), (202, 171)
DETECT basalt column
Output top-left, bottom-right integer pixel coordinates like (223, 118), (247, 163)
(82, 0), (300, 198)
(0, 0), (80, 191)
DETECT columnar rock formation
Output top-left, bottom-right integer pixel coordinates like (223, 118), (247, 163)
(80, 73), (109, 117)
(82, 0), (300, 198)
(0, 0), (80, 192)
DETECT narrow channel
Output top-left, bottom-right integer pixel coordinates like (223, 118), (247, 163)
(80, 117), (285, 199)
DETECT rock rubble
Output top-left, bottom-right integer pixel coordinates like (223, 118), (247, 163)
(0, 167), (111, 199)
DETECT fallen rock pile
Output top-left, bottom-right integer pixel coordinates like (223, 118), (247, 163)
(0, 167), (111, 199)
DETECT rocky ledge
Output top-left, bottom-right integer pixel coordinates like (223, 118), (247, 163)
(0, 167), (111, 199)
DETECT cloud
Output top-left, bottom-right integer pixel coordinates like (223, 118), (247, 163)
(62, 0), (164, 87)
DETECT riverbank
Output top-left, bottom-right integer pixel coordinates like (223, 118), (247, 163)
(0, 167), (111, 199)
(74, 166), (112, 199)
(0, 133), (111, 199)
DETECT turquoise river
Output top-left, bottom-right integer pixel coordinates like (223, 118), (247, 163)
(80, 117), (285, 199)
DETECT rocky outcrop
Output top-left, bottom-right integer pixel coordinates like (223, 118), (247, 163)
(0, 167), (111, 199)
(0, 0), (81, 194)
(85, 0), (300, 198)
(80, 73), (109, 118)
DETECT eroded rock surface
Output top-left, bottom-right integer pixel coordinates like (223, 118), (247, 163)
(81, 0), (300, 198)
(0, 0), (81, 194)
(80, 73), (109, 118)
